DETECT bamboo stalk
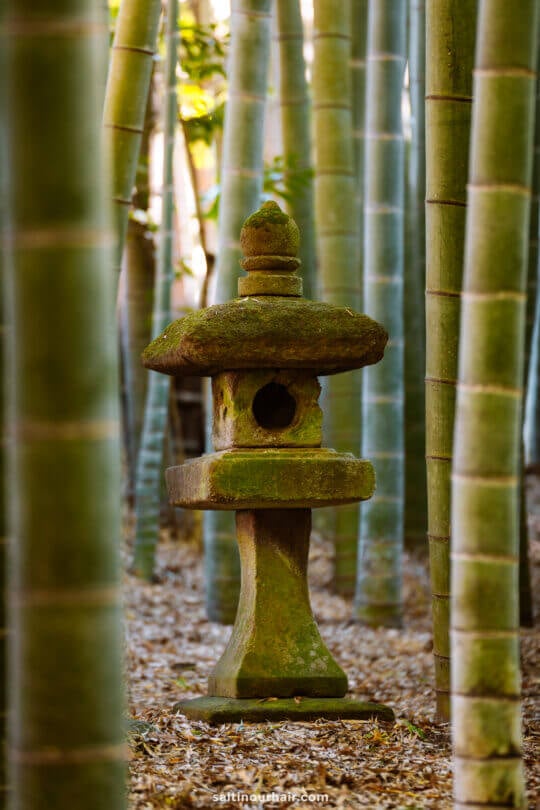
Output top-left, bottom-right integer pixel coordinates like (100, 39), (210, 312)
(132, 0), (178, 580)
(275, 0), (316, 301)
(525, 53), (540, 470)
(340, 3), (368, 581)
(351, 0), (368, 236)
(203, 0), (272, 623)
(121, 224), (155, 496)
(313, 0), (362, 595)
(404, 0), (427, 548)
(179, 118), (213, 309)
(351, 0), (367, 305)
(451, 3), (537, 806)
(2, 2), (125, 806)
(120, 76), (159, 504)
(425, 0), (477, 720)
(523, 18), (540, 624)
(0, 322), (6, 806)
(518, 445), (533, 627)
(525, 279), (540, 470)
(0, 17), (7, 799)
(525, 17), (540, 384)
(354, 0), (406, 626)
(103, 0), (162, 272)
(212, 0), (272, 305)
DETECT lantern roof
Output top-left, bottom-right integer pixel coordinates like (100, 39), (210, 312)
(142, 201), (388, 377)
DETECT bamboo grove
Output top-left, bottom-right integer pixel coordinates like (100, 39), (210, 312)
(0, 0), (539, 808)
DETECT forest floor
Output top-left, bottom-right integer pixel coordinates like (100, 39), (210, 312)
(125, 479), (540, 810)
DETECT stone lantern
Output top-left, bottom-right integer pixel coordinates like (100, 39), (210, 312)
(143, 201), (393, 723)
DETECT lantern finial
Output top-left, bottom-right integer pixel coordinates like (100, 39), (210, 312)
(238, 200), (302, 296)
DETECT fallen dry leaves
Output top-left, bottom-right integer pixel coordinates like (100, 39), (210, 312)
(125, 479), (540, 810)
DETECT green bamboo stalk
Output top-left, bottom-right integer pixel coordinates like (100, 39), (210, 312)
(275, 0), (316, 301)
(354, 0), (406, 626)
(132, 0), (178, 580)
(348, 0), (368, 580)
(524, 21), (540, 471)
(404, 0), (427, 548)
(525, 18), (540, 383)
(203, 0), (271, 624)
(1, 2), (125, 807)
(0, 293), (6, 807)
(0, 17), (7, 799)
(121, 224), (155, 498)
(98, 1), (110, 102)
(120, 79), (158, 502)
(103, 0), (162, 271)
(351, 0), (368, 259)
(525, 290), (540, 471)
(213, 1), (271, 305)
(451, 4), (537, 807)
(338, 2), (368, 580)
(313, 0), (361, 595)
(425, 0), (477, 721)
(518, 444), (533, 627)
(525, 285), (540, 470)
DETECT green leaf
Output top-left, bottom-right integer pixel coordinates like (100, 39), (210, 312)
(398, 718), (427, 739)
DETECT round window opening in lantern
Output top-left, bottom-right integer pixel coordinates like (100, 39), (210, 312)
(252, 382), (296, 430)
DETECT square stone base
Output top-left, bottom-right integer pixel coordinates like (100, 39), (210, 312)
(172, 696), (394, 724)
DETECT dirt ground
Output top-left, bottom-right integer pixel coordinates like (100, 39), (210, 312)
(125, 480), (540, 809)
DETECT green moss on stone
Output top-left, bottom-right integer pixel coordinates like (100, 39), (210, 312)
(208, 510), (347, 698)
(212, 370), (322, 450)
(172, 696), (395, 723)
(240, 201), (300, 257)
(142, 296), (388, 377)
(243, 200), (291, 227)
(165, 449), (376, 510)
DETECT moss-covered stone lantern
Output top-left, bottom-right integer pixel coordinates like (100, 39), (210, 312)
(143, 201), (393, 723)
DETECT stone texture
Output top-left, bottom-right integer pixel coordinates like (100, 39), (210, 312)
(240, 200), (300, 259)
(165, 448), (376, 510)
(142, 295), (388, 377)
(172, 696), (395, 724)
(238, 201), (302, 296)
(237, 273), (302, 297)
(142, 200), (393, 722)
(212, 370), (322, 450)
(208, 510), (347, 698)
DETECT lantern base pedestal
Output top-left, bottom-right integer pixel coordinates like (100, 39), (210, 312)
(172, 696), (394, 724)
